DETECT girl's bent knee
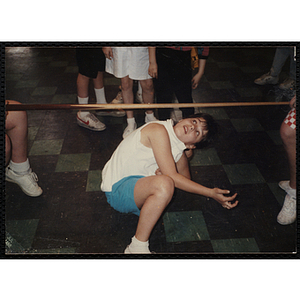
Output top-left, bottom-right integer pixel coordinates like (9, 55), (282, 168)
(156, 175), (175, 198)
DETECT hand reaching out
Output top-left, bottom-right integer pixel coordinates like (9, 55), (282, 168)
(211, 188), (238, 209)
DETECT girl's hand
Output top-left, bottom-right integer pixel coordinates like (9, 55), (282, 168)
(211, 188), (238, 209)
(192, 73), (202, 89)
(103, 47), (113, 60)
(149, 62), (158, 78)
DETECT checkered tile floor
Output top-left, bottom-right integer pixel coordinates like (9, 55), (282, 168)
(4, 46), (297, 255)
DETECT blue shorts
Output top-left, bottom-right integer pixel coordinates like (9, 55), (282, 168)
(105, 176), (144, 216)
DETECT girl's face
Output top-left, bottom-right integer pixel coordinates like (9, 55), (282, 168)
(174, 117), (209, 149)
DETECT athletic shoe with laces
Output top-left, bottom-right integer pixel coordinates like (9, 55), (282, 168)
(111, 89), (123, 104)
(6, 167), (43, 197)
(279, 78), (295, 90)
(95, 110), (125, 117)
(77, 112), (106, 131)
(277, 194), (296, 225)
(124, 245), (152, 254)
(122, 122), (137, 139)
(254, 72), (279, 85)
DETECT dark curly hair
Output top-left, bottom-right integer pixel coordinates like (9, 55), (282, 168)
(185, 113), (219, 148)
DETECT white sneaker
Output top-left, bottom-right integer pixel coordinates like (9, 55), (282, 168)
(77, 112), (106, 131)
(111, 90), (123, 104)
(136, 91), (143, 103)
(277, 194), (296, 225)
(6, 167), (43, 197)
(122, 122), (137, 139)
(124, 245), (151, 254)
(95, 110), (125, 117)
(279, 181), (292, 193)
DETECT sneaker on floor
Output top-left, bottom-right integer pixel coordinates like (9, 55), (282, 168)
(77, 112), (106, 131)
(6, 167), (43, 197)
(277, 194), (296, 225)
(111, 90), (123, 104)
(254, 72), (279, 85)
(279, 180), (292, 193)
(95, 110), (125, 117)
(124, 245), (151, 254)
(136, 91), (143, 103)
(279, 78), (295, 90)
(122, 122), (137, 139)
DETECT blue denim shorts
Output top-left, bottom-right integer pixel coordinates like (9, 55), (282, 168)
(105, 176), (144, 216)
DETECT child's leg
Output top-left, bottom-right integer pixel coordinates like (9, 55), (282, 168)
(121, 76), (134, 119)
(133, 175), (174, 242)
(5, 102), (28, 164)
(280, 121), (296, 189)
(139, 79), (156, 117)
(77, 73), (90, 98)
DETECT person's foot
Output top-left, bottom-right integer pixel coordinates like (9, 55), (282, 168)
(122, 122), (137, 139)
(279, 78), (295, 90)
(95, 110), (125, 117)
(6, 167), (43, 197)
(77, 112), (106, 131)
(111, 88), (123, 104)
(279, 180), (293, 193)
(254, 72), (279, 85)
(277, 193), (296, 225)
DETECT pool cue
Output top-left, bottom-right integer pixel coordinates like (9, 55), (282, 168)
(5, 102), (290, 111)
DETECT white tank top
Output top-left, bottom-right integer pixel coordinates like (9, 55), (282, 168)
(101, 119), (186, 192)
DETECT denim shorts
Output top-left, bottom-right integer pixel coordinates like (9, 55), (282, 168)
(105, 176), (144, 216)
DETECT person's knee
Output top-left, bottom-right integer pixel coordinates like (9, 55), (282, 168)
(280, 122), (295, 144)
(121, 78), (132, 92)
(140, 80), (154, 93)
(154, 175), (175, 204)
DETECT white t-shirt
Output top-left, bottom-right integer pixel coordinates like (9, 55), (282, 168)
(101, 120), (186, 192)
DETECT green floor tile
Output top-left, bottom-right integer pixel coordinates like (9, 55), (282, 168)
(230, 118), (264, 132)
(211, 238), (260, 253)
(5, 231), (25, 253)
(28, 126), (39, 140)
(55, 153), (91, 172)
(267, 130), (282, 145)
(235, 87), (263, 97)
(15, 79), (39, 89)
(223, 164), (265, 185)
(6, 219), (39, 250)
(86, 170), (102, 192)
(196, 107), (229, 120)
(209, 81), (234, 89)
(32, 86), (57, 96)
(163, 211), (210, 243)
(190, 148), (221, 166)
(30, 248), (77, 254)
(29, 139), (64, 156)
(51, 93), (77, 104)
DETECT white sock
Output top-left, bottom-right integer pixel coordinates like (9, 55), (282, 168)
(128, 236), (150, 254)
(94, 87), (107, 104)
(127, 117), (136, 127)
(78, 96), (89, 104)
(9, 159), (30, 175)
(145, 112), (156, 121)
(77, 97), (89, 118)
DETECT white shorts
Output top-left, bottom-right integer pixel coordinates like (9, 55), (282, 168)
(105, 47), (152, 80)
